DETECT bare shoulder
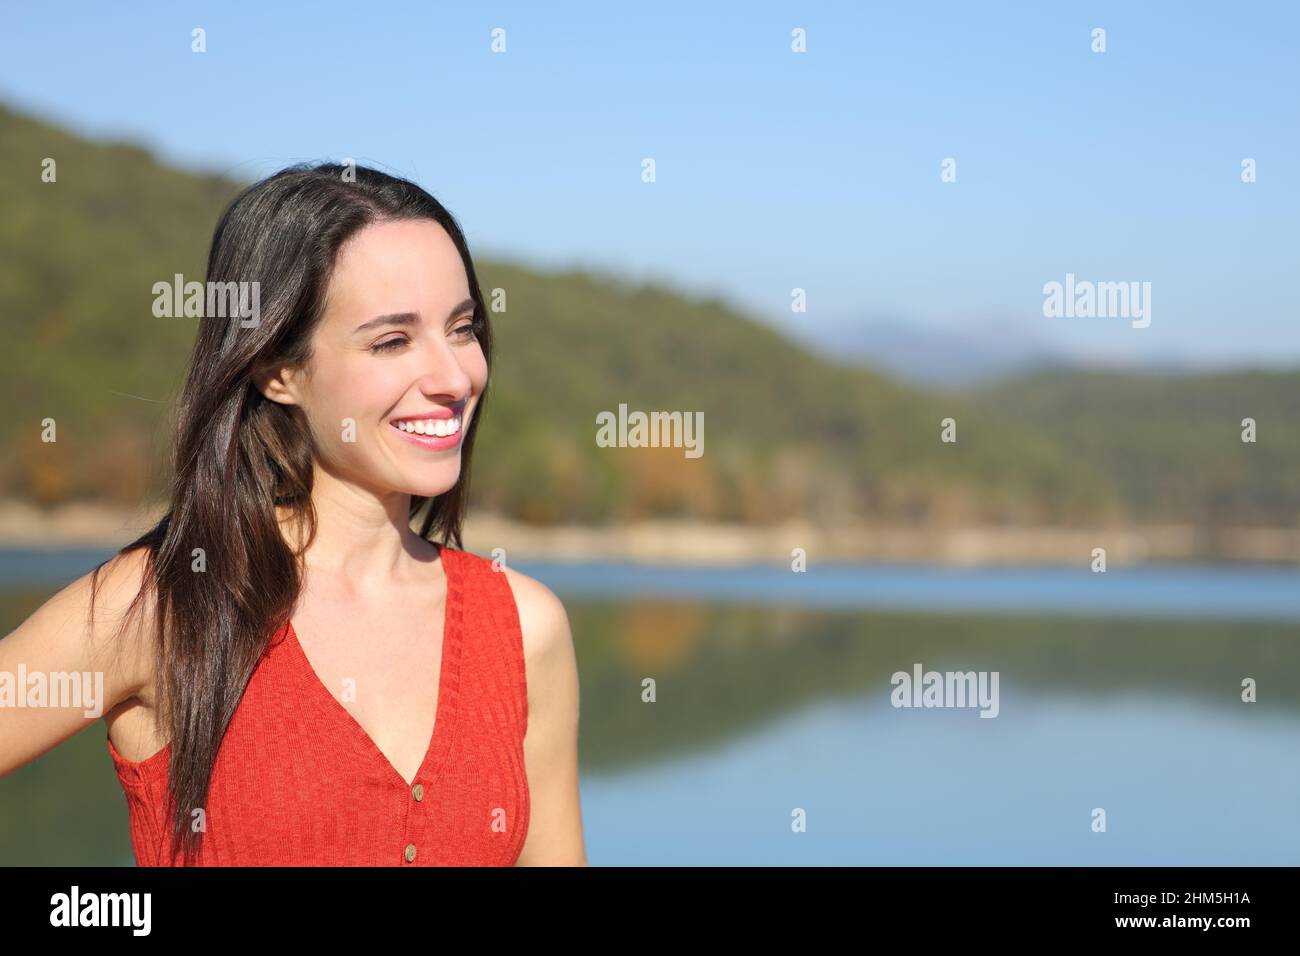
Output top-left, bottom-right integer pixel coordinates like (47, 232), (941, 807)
(29, 546), (156, 685)
(499, 563), (578, 723)
(499, 564), (573, 662)
(498, 563), (586, 865)
(0, 546), (157, 776)
(77, 547), (159, 702)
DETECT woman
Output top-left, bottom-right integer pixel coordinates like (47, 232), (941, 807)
(0, 163), (587, 866)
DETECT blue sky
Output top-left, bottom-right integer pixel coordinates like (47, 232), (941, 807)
(2, 0), (1297, 367)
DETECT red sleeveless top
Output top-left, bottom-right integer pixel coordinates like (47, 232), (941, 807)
(105, 545), (530, 866)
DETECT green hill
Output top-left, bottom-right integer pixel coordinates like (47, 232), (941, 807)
(969, 368), (1300, 527)
(0, 100), (1241, 529)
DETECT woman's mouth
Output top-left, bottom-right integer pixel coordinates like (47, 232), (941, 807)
(389, 414), (463, 450)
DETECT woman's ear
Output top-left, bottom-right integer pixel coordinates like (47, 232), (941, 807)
(253, 362), (302, 406)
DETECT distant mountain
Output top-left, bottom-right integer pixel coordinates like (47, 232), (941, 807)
(806, 318), (1073, 388)
(805, 317), (1260, 390)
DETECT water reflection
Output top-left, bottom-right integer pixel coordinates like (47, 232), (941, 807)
(2, 574), (1297, 864)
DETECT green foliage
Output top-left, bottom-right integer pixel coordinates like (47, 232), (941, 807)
(1, 100), (1284, 528)
(971, 368), (1300, 526)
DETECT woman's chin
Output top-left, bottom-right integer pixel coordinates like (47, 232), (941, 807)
(399, 471), (461, 500)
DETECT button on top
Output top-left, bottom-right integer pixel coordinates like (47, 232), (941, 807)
(404, 843), (417, 863)
(412, 783), (424, 802)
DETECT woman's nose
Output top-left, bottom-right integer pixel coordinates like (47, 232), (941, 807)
(419, 336), (474, 392)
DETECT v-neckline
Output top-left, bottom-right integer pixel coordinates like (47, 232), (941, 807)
(284, 544), (461, 790)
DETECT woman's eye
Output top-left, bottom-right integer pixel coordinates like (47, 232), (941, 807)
(452, 321), (478, 340)
(370, 337), (407, 353)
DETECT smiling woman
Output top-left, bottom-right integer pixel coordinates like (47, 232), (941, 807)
(0, 163), (587, 866)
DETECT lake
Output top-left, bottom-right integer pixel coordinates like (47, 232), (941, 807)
(2, 548), (1297, 865)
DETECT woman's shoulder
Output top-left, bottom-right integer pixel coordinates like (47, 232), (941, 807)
(85, 547), (160, 699)
(495, 561), (577, 729)
(450, 549), (573, 674)
(498, 564), (569, 638)
(447, 547), (564, 623)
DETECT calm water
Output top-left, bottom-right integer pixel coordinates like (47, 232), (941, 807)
(1, 548), (1297, 865)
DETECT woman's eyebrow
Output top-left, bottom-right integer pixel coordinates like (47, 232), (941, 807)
(353, 298), (475, 334)
(354, 311), (418, 334)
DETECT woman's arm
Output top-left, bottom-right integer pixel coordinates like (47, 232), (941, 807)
(0, 549), (154, 777)
(502, 566), (588, 866)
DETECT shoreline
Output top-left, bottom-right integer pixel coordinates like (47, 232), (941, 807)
(0, 500), (1297, 566)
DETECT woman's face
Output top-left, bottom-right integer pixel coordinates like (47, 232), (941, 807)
(268, 218), (488, 501)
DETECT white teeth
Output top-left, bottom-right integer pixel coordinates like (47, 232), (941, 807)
(396, 417), (461, 437)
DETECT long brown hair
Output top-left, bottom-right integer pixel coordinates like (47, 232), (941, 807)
(91, 162), (494, 863)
